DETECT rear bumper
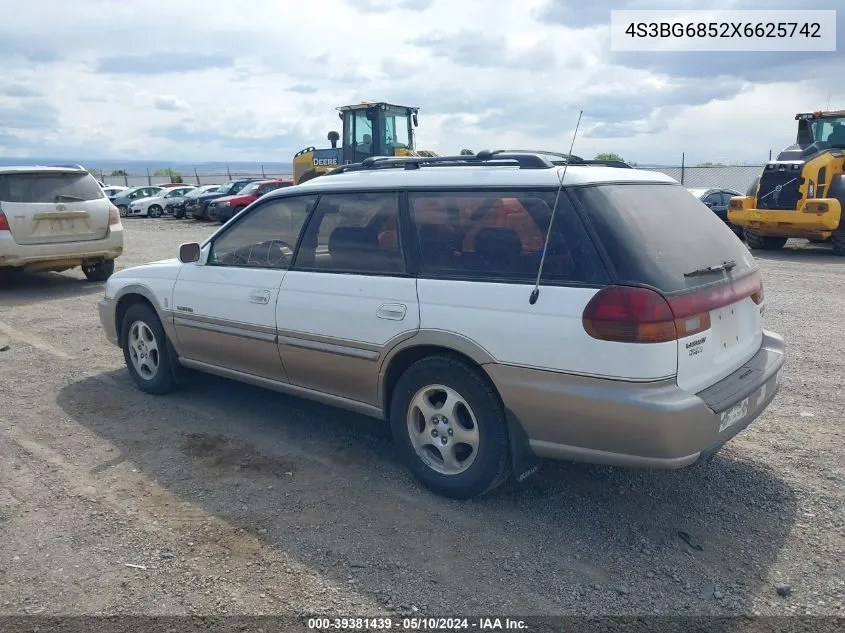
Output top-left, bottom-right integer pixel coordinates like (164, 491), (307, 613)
(728, 198), (842, 236)
(485, 330), (786, 469)
(0, 227), (124, 270)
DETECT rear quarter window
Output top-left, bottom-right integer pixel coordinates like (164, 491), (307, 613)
(0, 172), (105, 203)
(570, 182), (758, 294)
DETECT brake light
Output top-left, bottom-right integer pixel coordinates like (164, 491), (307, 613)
(582, 286), (680, 343)
(583, 271), (763, 344)
(108, 205), (121, 225)
(0, 211), (9, 231)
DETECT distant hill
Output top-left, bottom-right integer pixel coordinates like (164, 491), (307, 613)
(0, 157), (293, 174)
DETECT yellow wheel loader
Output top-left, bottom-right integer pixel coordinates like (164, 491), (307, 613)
(728, 110), (845, 254)
(291, 102), (438, 185)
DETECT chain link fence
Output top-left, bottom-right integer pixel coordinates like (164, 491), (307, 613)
(90, 164), (767, 195)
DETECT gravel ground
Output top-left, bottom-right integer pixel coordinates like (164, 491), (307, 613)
(0, 218), (843, 623)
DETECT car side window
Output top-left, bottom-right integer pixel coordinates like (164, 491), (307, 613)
(408, 189), (608, 284)
(292, 191), (404, 274)
(702, 192), (722, 207)
(208, 195), (317, 269)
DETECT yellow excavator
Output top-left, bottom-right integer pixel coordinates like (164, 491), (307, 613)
(291, 102), (438, 185)
(728, 109), (845, 254)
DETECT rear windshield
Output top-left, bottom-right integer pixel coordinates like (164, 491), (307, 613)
(0, 172), (105, 203)
(570, 182), (757, 294)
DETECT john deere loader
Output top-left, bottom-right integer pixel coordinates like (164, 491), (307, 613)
(728, 110), (845, 254)
(291, 102), (437, 185)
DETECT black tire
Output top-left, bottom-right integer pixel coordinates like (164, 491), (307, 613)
(745, 231), (787, 250)
(148, 204), (163, 218)
(120, 303), (177, 395)
(83, 258), (115, 282)
(832, 232), (845, 256)
(118, 205), (128, 217)
(389, 355), (511, 499)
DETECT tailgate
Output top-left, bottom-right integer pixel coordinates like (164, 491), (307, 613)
(572, 182), (767, 394)
(3, 200), (111, 245)
(0, 171), (111, 245)
(676, 291), (763, 393)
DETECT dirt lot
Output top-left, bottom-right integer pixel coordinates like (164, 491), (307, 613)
(0, 218), (843, 622)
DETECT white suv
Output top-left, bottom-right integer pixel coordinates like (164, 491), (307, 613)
(97, 151), (786, 499)
(1, 165), (123, 280)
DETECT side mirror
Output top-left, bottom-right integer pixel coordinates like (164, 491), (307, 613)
(338, 112), (343, 121)
(412, 113), (418, 127)
(178, 242), (200, 263)
(327, 130), (340, 148)
(703, 201), (713, 208)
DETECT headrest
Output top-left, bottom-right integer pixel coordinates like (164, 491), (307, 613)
(328, 226), (378, 257)
(474, 227), (521, 262)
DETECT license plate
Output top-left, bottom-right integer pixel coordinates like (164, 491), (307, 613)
(719, 396), (750, 432)
(48, 218), (76, 232)
(749, 212), (762, 220)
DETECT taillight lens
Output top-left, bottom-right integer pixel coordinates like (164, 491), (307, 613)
(108, 205), (121, 225)
(582, 286), (679, 343)
(583, 271), (763, 344)
(0, 211), (9, 231)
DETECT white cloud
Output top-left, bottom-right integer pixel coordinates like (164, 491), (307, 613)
(0, 0), (841, 163)
(153, 95), (191, 112)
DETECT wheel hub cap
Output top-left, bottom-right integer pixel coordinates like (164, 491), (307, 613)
(407, 384), (480, 476)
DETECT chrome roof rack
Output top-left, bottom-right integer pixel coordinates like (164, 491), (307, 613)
(325, 149), (632, 176)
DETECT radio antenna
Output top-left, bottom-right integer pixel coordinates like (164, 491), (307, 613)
(529, 109), (583, 305)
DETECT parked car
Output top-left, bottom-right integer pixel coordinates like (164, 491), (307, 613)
(102, 185), (128, 198)
(0, 165), (122, 280)
(97, 151), (785, 500)
(687, 187), (744, 238)
(207, 179), (293, 223)
(166, 184), (220, 218)
(111, 186), (166, 217)
(126, 185), (196, 218)
(185, 178), (263, 220)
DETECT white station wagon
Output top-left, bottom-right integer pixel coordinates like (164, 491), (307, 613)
(97, 151), (786, 499)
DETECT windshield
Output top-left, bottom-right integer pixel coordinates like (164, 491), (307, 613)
(239, 182), (261, 195)
(186, 186), (213, 198)
(571, 182), (757, 294)
(384, 107), (412, 149)
(811, 116), (845, 147)
(0, 172), (105, 203)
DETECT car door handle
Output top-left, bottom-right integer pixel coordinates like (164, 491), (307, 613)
(376, 303), (407, 320)
(249, 290), (271, 304)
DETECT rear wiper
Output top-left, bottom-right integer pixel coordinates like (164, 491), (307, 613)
(683, 259), (737, 277)
(54, 194), (85, 202)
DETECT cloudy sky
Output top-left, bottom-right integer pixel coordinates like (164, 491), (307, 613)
(0, 0), (842, 165)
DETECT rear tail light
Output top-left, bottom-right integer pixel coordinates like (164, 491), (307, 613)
(729, 198), (744, 211)
(583, 271), (763, 344)
(0, 211), (9, 231)
(108, 205), (121, 226)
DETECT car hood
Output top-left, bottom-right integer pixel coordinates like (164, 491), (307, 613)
(115, 257), (180, 276)
(213, 194), (252, 204)
(196, 191), (230, 201)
